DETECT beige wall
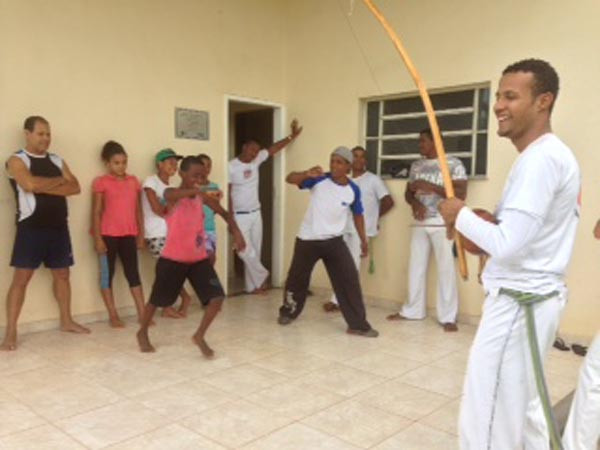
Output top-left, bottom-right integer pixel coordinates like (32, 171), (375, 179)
(1, 0), (599, 342)
(0, 0), (286, 328)
(282, 0), (600, 341)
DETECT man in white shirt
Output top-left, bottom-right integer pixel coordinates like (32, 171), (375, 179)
(439, 59), (580, 449)
(323, 145), (394, 312)
(386, 129), (467, 332)
(278, 147), (377, 337)
(228, 119), (302, 294)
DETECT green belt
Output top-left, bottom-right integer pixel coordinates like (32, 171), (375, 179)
(499, 288), (563, 450)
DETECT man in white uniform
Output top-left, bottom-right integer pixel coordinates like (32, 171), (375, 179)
(387, 129), (467, 331)
(439, 59), (580, 449)
(323, 146), (394, 312)
(562, 332), (600, 449)
(228, 119), (302, 293)
(278, 147), (377, 337)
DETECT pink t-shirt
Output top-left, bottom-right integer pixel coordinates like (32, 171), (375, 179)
(93, 174), (141, 236)
(162, 195), (208, 263)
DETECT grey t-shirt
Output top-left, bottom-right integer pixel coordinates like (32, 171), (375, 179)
(408, 157), (467, 219)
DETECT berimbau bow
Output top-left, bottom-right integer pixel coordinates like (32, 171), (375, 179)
(360, 0), (469, 280)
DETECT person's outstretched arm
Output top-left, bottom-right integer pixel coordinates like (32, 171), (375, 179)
(268, 119), (303, 156)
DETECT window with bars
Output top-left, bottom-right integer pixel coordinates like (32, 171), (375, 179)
(363, 84), (490, 179)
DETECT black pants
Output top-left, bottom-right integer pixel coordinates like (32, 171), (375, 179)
(279, 237), (371, 332)
(100, 235), (141, 289)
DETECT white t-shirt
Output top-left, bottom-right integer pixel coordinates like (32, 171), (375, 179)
(142, 174), (170, 238)
(409, 156), (467, 223)
(297, 174), (364, 241)
(228, 149), (269, 212)
(458, 133), (580, 293)
(344, 171), (390, 237)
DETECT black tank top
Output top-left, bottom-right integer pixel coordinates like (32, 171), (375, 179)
(9, 150), (68, 228)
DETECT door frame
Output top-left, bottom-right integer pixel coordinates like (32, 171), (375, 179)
(224, 94), (286, 292)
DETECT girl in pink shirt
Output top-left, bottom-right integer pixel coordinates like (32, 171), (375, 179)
(92, 141), (145, 327)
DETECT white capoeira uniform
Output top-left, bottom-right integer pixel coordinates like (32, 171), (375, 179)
(330, 171), (390, 305)
(563, 333), (600, 450)
(456, 133), (580, 449)
(229, 149), (270, 292)
(398, 157), (466, 324)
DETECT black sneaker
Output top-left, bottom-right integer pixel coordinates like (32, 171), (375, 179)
(347, 328), (379, 338)
(278, 315), (293, 325)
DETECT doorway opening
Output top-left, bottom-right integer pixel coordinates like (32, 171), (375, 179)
(225, 97), (285, 295)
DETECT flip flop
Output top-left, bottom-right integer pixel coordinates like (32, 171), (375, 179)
(572, 344), (588, 357)
(553, 337), (570, 351)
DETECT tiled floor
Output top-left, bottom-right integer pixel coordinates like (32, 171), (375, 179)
(0, 289), (584, 449)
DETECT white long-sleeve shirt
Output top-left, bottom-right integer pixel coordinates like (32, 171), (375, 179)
(455, 133), (580, 293)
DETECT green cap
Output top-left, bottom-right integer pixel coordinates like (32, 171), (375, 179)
(155, 148), (182, 163)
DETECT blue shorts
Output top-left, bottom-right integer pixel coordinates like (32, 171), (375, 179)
(10, 224), (74, 269)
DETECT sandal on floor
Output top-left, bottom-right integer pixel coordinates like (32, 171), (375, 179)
(553, 337), (570, 351)
(572, 344), (588, 357)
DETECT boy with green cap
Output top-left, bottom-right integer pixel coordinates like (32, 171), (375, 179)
(142, 148), (192, 317)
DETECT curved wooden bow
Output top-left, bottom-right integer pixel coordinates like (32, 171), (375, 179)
(362, 0), (468, 280)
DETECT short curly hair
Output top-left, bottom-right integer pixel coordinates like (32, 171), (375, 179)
(502, 59), (559, 110)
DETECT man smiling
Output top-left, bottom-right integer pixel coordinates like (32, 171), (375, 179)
(438, 59), (580, 448)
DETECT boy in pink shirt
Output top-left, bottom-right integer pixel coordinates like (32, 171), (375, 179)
(136, 156), (245, 358)
(92, 141), (145, 327)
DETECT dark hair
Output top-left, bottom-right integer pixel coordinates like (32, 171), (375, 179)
(24, 116), (49, 132)
(242, 139), (261, 148)
(419, 128), (441, 140)
(197, 153), (212, 165)
(502, 58), (559, 109)
(351, 146), (366, 152)
(180, 155), (203, 172)
(101, 141), (126, 162)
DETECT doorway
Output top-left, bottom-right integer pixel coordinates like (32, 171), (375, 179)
(225, 97), (285, 295)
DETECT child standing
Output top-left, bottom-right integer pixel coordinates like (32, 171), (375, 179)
(92, 141), (145, 327)
(197, 153), (221, 265)
(142, 148), (192, 318)
(136, 156), (245, 358)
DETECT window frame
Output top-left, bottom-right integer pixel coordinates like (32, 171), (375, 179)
(362, 82), (491, 180)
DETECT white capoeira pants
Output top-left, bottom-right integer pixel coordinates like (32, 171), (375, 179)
(460, 290), (566, 450)
(234, 210), (269, 292)
(400, 219), (458, 324)
(330, 231), (361, 305)
(563, 332), (600, 450)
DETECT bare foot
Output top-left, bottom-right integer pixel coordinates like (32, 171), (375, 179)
(443, 322), (459, 332)
(177, 308), (188, 318)
(109, 316), (126, 328)
(161, 307), (182, 319)
(0, 335), (17, 351)
(60, 321), (91, 334)
(386, 313), (408, 321)
(323, 302), (340, 312)
(192, 334), (214, 358)
(136, 329), (156, 352)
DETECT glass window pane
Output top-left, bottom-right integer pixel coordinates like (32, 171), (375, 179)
(431, 90), (474, 110)
(437, 113), (473, 131)
(365, 140), (378, 173)
(383, 117), (429, 135)
(478, 88), (490, 130)
(382, 138), (420, 156)
(381, 158), (419, 179)
(366, 101), (380, 137)
(383, 97), (424, 115)
(475, 133), (488, 175)
(442, 135), (472, 153)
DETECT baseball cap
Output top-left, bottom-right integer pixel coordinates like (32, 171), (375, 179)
(155, 148), (182, 163)
(332, 146), (353, 164)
